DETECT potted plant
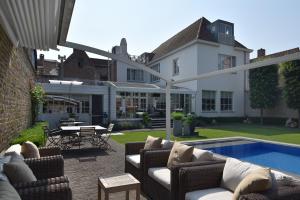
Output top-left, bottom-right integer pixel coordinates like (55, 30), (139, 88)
(142, 112), (152, 128)
(183, 113), (197, 136)
(171, 112), (184, 136)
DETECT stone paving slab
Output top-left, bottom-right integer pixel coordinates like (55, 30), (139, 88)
(63, 140), (147, 200)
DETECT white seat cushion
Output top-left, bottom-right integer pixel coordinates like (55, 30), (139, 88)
(148, 167), (171, 190)
(126, 154), (140, 168)
(185, 187), (233, 200)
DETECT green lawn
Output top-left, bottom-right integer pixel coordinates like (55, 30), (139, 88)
(111, 123), (300, 145)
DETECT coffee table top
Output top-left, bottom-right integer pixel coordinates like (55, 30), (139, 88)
(98, 173), (140, 189)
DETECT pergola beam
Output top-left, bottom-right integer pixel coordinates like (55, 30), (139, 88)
(63, 42), (300, 142)
(173, 52), (300, 84)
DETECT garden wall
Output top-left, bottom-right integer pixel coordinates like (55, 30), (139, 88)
(0, 24), (35, 151)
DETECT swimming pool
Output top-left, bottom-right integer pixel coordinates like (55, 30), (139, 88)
(201, 140), (300, 176)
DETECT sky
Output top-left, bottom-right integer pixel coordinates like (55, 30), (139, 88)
(39, 0), (300, 61)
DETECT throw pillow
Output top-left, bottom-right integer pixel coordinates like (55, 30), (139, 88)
(4, 144), (24, 159)
(221, 158), (261, 192)
(3, 160), (37, 184)
(21, 141), (40, 159)
(167, 142), (194, 168)
(233, 168), (272, 200)
(0, 180), (21, 200)
(192, 148), (214, 162)
(0, 156), (11, 181)
(144, 136), (163, 150)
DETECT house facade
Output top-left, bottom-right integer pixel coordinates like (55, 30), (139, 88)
(38, 17), (253, 128)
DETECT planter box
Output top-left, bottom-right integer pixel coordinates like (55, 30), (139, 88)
(173, 120), (182, 136)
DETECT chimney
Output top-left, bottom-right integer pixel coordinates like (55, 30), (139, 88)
(39, 54), (44, 61)
(257, 48), (266, 58)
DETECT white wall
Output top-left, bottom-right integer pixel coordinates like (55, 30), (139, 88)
(196, 43), (248, 117)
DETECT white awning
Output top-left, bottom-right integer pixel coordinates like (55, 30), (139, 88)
(0, 0), (75, 50)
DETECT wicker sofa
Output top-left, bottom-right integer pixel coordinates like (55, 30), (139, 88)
(125, 140), (173, 183)
(2, 145), (72, 200)
(178, 163), (300, 200)
(142, 149), (225, 200)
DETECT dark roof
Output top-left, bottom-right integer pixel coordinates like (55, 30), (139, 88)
(150, 17), (248, 62)
(64, 49), (109, 67)
(250, 48), (300, 63)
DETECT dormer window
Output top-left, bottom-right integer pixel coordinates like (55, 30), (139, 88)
(220, 23), (233, 36)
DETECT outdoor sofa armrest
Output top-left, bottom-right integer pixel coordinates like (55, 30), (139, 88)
(25, 155), (64, 179)
(13, 176), (69, 189)
(39, 146), (61, 157)
(17, 182), (72, 200)
(240, 185), (300, 200)
(125, 142), (145, 155)
(178, 163), (225, 200)
(170, 159), (226, 200)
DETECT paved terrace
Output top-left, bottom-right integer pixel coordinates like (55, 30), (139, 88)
(62, 139), (147, 200)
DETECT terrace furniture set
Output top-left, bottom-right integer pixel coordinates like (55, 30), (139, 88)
(0, 143), (72, 200)
(44, 124), (114, 150)
(125, 137), (300, 200)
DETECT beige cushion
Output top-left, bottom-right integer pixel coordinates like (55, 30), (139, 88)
(0, 180), (21, 200)
(21, 141), (40, 158)
(126, 154), (140, 168)
(221, 158), (261, 192)
(185, 187), (233, 200)
(233, 168), (272, 200)
(161, 140), (174, 149)
(3, 160), (37, 184)
(144, 136), (163, 150)
(4, 144), (24, 159)
(192, 148), (213, 162)
(148, 167), (171, 190)
(167, 142), (194, 168)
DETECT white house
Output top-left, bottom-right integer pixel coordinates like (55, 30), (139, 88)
(38, 17), (253, 128)
(112, 17), (252, 118)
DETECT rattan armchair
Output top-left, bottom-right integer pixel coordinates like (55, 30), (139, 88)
(142, 149), (225, 200)
(178, 163), (300, 200)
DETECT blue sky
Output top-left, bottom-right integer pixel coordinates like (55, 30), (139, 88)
(40, 0), (300, 60)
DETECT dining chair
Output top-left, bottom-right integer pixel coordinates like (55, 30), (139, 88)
(78, 127), (96, 149)
(100, 123), (114, 150)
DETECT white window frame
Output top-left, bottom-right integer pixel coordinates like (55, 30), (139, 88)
(127, 68), (144, 82)
(218, 54), (236, 70)
(150, 63), (160, 82)
(172, 58), (179, 76)
(202, 90), (216, 112)
(220, 91), (233, 112)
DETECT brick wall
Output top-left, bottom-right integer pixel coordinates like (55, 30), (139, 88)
(0, 24), (35, 151)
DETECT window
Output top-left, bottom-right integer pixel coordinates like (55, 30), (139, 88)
(150, 63), (160, 82)
(127, 68), (144, 82)
(220, 91), (233, 112)
(220, 23), (233, 36)
(218, 54), (236, 69)
(202, 90), (216, 112)
(173, 58), (179, 76)
(81, 101), (90, 113)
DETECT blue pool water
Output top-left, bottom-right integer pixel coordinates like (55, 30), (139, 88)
(205, 142), (300, 175)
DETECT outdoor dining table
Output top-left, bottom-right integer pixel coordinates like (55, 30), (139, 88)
(60, 125), (107, 133)
(59, 125), (108, 149)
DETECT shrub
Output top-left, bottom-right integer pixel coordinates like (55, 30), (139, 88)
(171, 112), (184, 120)
(10, 122), (48, 147)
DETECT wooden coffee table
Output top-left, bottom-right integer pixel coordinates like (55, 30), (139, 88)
(98, 173), (140, 200)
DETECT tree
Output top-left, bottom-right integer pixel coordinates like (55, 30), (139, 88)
(249, 65), (279, 124)
(280, 60), (300, 128)
(31, 85), (45, 124)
